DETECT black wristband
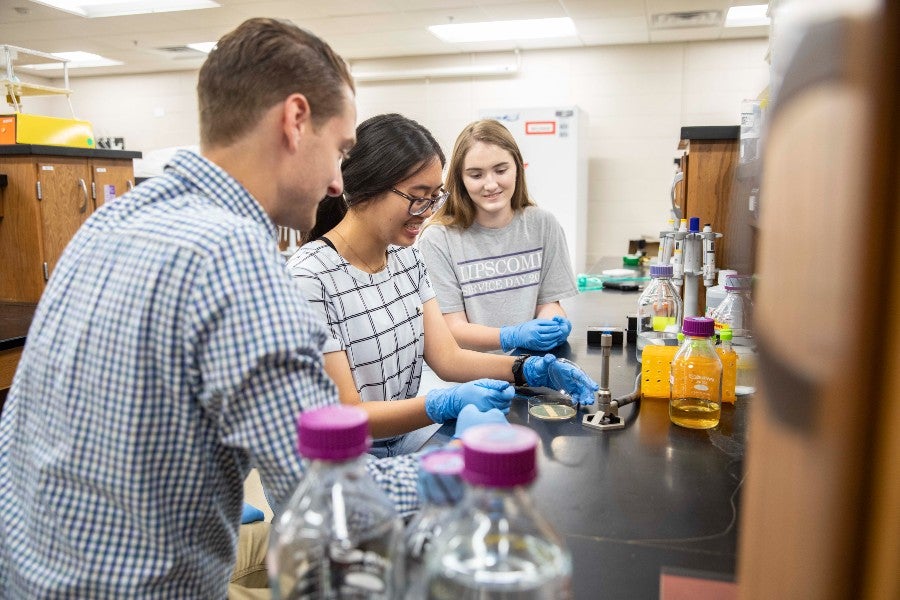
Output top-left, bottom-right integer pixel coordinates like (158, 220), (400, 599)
(512, 354), (531, 387)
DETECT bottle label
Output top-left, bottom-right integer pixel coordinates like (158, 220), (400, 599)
(670, 355), (721, 401)
(687, 373), (715, 391)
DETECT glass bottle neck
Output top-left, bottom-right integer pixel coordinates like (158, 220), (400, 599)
(684, 334), (716, 349)
(463, 483), (533, 511)
(306, 454), (368, 478)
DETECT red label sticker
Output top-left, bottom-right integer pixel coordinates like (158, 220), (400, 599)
(525, 121), (556, 135)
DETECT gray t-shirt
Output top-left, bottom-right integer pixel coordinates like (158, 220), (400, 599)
(418, 206), (578, 328)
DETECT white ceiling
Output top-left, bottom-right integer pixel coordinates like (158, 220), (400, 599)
(0, 0), (768, 78)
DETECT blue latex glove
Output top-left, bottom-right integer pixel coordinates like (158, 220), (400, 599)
(522, 354), (599, 406)
(552, 315), (573, 339)
(425, 379), (514, 424)
(241, 502), (265, 524)
(500, 318), (569, 352)
(452, 404), (510, 439)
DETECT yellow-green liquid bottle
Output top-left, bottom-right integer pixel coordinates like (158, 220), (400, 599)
(716, 328), (737, 404)
(670, 317), (722, 429)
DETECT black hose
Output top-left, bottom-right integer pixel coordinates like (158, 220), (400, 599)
(614, 372), (642, 408)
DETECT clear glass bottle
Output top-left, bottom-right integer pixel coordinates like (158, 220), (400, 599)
(709, 274), (753, 338)
(424, 424), (572, 599)
(734, 345), (757, 396)
(269, 405), (404, 599)
(404, 449), (464, 600)
(716, 328), (737, 404)
(704, 269), (738, 317)
(709, 274), (756, 395)
(670, 317), (722, 429)
(636, 263), (683, 362)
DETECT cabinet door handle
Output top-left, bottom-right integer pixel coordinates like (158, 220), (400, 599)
(670, 171), (684, 221)
(78, 178), (88, 213)
(126, 180), (134, 191)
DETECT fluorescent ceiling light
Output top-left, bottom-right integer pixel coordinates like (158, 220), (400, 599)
(20, 51), (122, 70)
(187, 42), (217, 54)
(725, 4), (770, 27)
(353, 63), (519, 82)
(29, 0), (220, 18)
(429, 17), (576, 43)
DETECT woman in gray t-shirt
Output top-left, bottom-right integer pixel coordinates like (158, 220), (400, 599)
(418, 120), (578, 353)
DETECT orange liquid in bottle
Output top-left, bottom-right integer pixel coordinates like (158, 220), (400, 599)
(716, 346), (737, 404)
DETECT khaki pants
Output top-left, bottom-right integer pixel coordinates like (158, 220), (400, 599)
(227, 522), (271, 600)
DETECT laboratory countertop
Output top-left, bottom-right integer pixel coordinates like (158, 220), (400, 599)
(0, 302), (35, 352)
(506, 285), (745, 599)
(0, 145), (141, 159)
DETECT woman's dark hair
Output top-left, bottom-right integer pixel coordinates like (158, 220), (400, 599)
(305, 113), (445, 241)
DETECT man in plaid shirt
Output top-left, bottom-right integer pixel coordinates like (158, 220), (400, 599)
(0, 18), (422, 598)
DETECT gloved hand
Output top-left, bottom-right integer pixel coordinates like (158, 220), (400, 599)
(551, 315), (572, 339)
(425, 379), (514, 424)
(452, 404), (510, 439)
(522, 354), (599, 406)
(500, 318), (569, 352)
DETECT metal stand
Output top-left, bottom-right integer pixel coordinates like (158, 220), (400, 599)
(2, 44), (76, 117)
(583, 334), (624, 431)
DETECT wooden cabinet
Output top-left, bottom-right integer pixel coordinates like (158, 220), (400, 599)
(676, 126), (743, 272)
(0, 146), (140, 302)
(91, 158), (135, 208)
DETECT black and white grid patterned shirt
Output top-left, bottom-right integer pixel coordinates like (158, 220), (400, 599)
(0, 150), (419, 598)
(287, 240), (435, 403)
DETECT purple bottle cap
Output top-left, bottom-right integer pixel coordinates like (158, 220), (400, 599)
(681, 316), (715, 337)
(296, 405), (371, 461)
(689, 217), (700, 232)
(650, 264), (673, 278)
(461, 424), (538, 488)
(421, 448), (464, 476)
(418, 449), (465, 505)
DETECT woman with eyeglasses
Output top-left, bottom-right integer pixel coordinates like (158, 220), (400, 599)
(418, 119), (579, 354)
(285, 113), (598, 457)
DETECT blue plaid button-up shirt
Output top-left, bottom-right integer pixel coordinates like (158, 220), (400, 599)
(0, 150), (419, 598)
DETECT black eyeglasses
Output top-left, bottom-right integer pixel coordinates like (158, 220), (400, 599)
(391, 187), (450, 216)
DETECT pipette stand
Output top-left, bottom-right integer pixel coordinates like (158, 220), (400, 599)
(658, 219), (722, 318)
(583, 334), (624, 431)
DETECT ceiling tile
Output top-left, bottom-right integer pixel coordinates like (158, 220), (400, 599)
(560, 0), (646, 19)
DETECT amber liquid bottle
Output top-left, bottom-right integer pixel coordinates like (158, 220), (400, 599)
(670, 317), (722, 429)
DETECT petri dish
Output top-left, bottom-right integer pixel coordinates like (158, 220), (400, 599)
(528, 403), (577, 421)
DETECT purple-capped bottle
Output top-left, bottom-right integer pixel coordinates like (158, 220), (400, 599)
(268, 405), (404, 599)
(669, 317), (722, 429)
(423, 424), (572, 599)
(404, 449), (465, 599)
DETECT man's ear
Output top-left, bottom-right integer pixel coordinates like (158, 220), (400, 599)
(282, 93), (312, 151)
